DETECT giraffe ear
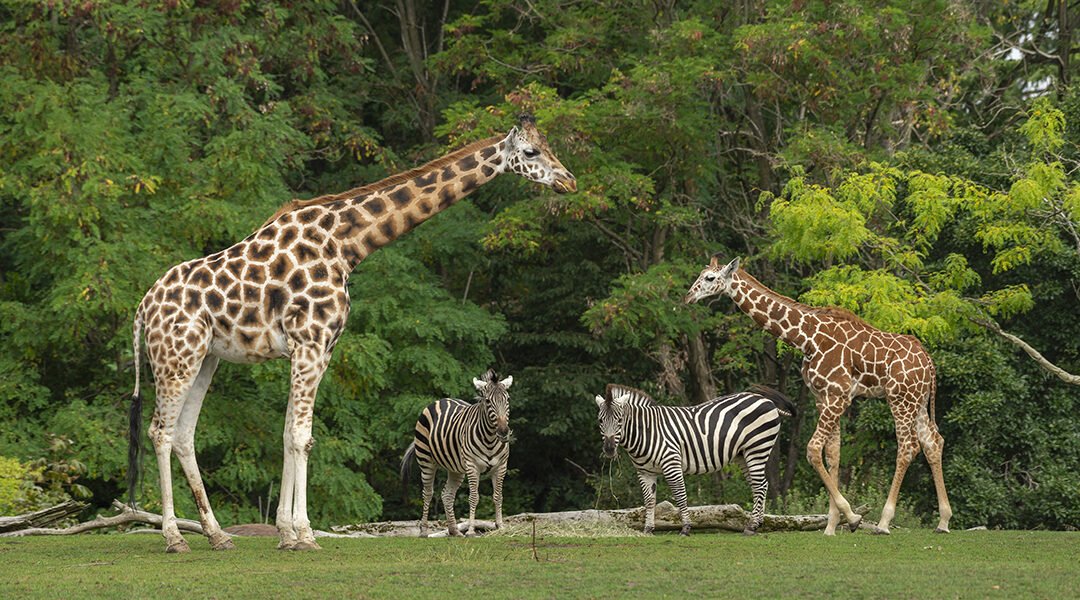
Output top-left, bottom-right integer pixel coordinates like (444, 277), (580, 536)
(721, 257), (741, 276)
(505, 127), (520, 147)
(709, 253), (722, 269)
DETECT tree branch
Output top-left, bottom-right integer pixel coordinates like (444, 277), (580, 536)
(973, 318), (1080, 385)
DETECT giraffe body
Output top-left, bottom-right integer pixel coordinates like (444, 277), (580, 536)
(130, 117), (575, 552)
(684, 256), (952, 535)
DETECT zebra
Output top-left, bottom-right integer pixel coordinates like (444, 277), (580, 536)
(593, 383), (795, 536)
(400, 369), (513, 537)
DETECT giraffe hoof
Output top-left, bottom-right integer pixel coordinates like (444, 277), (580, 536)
(211, 537), (236, 551)
(165, 540), (191, 554)
(292, 540), (322, 551)
(934, 527), (950, 534)
(870, 526), (891, 535)
(847, 515), (863, 533)
(277, 540), (297, 551)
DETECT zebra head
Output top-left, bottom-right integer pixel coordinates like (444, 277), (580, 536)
(593, 394), (629, 459)
(473, 369), (513, 443)
(684, 255), (740, 304)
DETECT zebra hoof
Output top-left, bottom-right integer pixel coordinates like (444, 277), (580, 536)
(741, 529), (757, 536)
(448, 529), (463, 537)
(679, 525), (691, 537)
(642, 527), (653, 535)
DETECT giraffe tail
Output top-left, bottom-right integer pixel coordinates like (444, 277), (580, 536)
(399, 441), (417, 499)
(127, 307), (144, 508)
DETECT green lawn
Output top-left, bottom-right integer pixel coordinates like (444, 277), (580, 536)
(1, 530), (1076, 599)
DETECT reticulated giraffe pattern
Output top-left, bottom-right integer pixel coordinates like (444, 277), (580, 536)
(684, 256), (952, 535)
(129, 116), (576, 553)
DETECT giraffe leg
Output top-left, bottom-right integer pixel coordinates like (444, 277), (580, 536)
(661, 462), (692, 536)
(441, 472), (465, 537)
(875, 401), (921, 535)
(418, 463), (436, 538)
(172, 355), (233, 550)
(280, 344), (331, 551)
(492, 459), (508, 530)
(823, 425), (842, 535)
(807, 410), (861, 534)
(148, 360), (205, 553)
(276, 399), (298, 550)
(463, 463), (481, 536)
(916, 404), (953, 533)
(636, 471), (658, 534)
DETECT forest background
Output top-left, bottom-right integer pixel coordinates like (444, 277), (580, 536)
(1, 0), (1079, 531)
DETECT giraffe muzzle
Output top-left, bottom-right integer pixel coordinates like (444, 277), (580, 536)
(552, 174), (577, 194)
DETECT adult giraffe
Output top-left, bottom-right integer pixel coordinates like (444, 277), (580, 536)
(129, 115), (576, 553)
(683, 255), (951, 535)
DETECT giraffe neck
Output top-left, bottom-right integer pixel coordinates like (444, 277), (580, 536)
(318, 135), (508, 271)
(728, 270), (819, 354)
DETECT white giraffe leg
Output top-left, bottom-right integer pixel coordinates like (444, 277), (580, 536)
(875, 398), (921, 535)
(282, 344), (331, 551)
(148, 355), (207, 553)
(172, 355), (233, 550)
(492, 459), (508, 529)
(823, 425), (842, 535)
(916, 404), (953, 533)
(276, 398), (298, 549)
(636, 471), (658, 534)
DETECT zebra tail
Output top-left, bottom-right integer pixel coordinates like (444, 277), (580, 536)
(399, 441), (417, 499)
(749, 384), (796, 418)
(127, 308), (145, 508)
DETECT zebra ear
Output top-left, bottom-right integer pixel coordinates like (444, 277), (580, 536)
(611, 395), (629, 409)
(473, 377), (486, 391)
(499, 375), (513, 389)
(594, 394), (606, 409)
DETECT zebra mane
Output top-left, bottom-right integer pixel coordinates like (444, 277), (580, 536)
(604, 384), (656, 406)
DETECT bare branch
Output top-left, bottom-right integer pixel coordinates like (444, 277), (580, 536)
(973, 318), (1080, 385)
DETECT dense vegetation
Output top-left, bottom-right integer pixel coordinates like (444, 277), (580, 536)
(1, 1), (1078, 531)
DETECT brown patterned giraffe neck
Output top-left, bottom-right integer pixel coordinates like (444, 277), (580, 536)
(129, 116), (576, 553)
(685, 255), (952, 537)
(727, 269), (819, 354)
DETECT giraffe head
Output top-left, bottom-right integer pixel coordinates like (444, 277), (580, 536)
(683, 255), (741, 304)
(473, 369), (513, 442)
(593, 393), (629, 458)
(502, 114), (577, 194)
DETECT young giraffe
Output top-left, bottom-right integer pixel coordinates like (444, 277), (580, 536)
(683, 256), (952, 535)
(128, 115), (576, 553)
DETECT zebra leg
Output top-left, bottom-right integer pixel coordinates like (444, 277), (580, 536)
(441, 472), (464, 537)
(492, 459), (508, 529)
(464, 463), (481, 536)
(661, 462), (692, 536)
(636, 471), (658, 534)
(742, 451), (771, 535)
(418, 463), (436, 538)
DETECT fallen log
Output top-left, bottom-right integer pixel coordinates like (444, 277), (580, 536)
(0, 500), (87, 533)
(332, 502), (874, 537)
(0, 500), (205, 537)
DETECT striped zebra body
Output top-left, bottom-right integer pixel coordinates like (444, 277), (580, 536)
(401, 370), (512, 537)
(596, 385), (794, 535)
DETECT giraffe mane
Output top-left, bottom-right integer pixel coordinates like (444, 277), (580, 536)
(259, 134), (505, 227)
(737, 269), (873, 328)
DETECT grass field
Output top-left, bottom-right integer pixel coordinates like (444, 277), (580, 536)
(2, 529), (1077, 599)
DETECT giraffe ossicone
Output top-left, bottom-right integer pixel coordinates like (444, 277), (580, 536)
(128, 116), (575, 553)
(684, 256), (953, 536)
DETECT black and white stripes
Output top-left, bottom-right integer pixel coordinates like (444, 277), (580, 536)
(594, 384), (794, 535)
(401, 369), (513, 537)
